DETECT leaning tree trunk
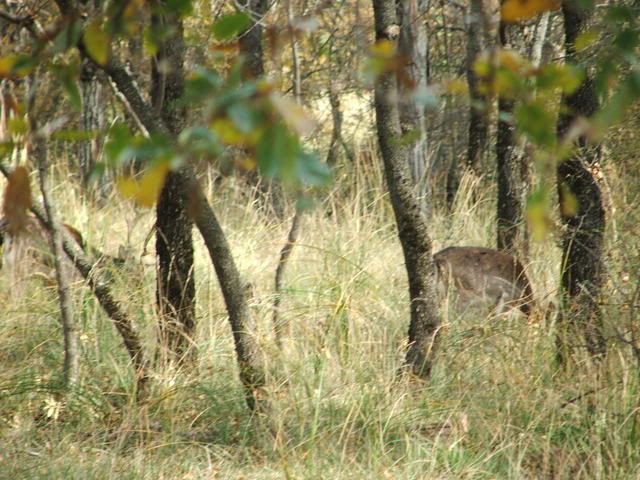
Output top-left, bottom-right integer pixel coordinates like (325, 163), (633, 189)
(398, 0), (430, 212)
(36, 138), (80, 389)
(466, 0), (489, 174)
(151, 8), (196, 363)
(556, 0), (606, 361)
(372, 0), (441, 379)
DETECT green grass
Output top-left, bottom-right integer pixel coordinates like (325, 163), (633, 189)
(1, 160), (639, 479)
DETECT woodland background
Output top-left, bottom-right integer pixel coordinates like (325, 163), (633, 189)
(1, 0), (640, 478)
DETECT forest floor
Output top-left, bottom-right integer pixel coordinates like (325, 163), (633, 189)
(0, 161), (639, 479)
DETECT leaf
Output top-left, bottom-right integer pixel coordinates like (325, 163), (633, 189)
(0, 54), (33, 79)
(501, 0), (560, 23)
(526, 188), (551, 242)
(117, 163), (169, 208)
(178, 126), (222, 155)
(212, 12), (251, 41)
(51, 63), (82, 110)
(2, 166), (32, 234)
(296, 150), (331, 186)
(515, 101), (556, 147)
(270, 93), (317, 136)
(83, 20), (110, 65)
(211, 118), (259, 146)
(558, 183), (579, 217)
(575, 30), (599, 52)
(257, 124), (297, 180)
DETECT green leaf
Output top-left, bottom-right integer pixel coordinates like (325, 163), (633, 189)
(515, 101), (556, 148)
(178, 126), (222, 156)
(257, 124), (297, 181)
(212, 13), (251, 41)
(51, 63), (82, 110)
(227, 102), (257, 133)
(297, 150), (331, 186)
(83, 20), (110, 65)
(535, 64), (583, 94)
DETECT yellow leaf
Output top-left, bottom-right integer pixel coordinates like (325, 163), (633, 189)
(83, 20), (110, 66)
(559, 183), (579, 217)
(0, 56), (16, 78)
(473, 54), (491, 78)
(371, 39), (396, 59)
(270, 93), (316, 136)
(117, 164), (169, 208)
(497, 49), (526, 73)
(211, 118), (259, 147)
(575, 30), (599, 52)
(444, 78), (468, 95)
(501, 0), (560, 23)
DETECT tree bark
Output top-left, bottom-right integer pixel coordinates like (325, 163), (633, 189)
(150, 7), (196, 362)
(496, 20), (525, 255)
(556, 0), (606, 360)
(238, 0), (285, 219)
(35, 139), (80, 389)
(466, 0), (489, 174)
(372, 0), (441, 379)
(0, 161), (150, 397)
(398, 0), (430, 211)
(79, 53), (104, 192)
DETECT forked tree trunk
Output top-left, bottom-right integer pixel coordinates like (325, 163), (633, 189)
(372, 0), (441, 379)
(556, 0), (606, 360)
(151, 8), (196, 362)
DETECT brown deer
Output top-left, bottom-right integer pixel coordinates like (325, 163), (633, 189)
(434, 246), (535, 319)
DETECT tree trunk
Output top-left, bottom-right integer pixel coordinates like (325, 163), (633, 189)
(238, 0), (285, 219)
(35, 139), (80, 388)
(556, 0), (606, 360)
(466, 0), (489, 174)
(79, 57), (104, 192)
(71, 36), (267, 410)
(0, 161), (150, 398)
(372, 0), (441, 379)
(151, 8), (196, 362)
(398, 0), (430, 211)
(496, 20), (525, 254)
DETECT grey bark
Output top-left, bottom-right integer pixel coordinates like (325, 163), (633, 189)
(398, 0), (430, 211)
(556, 0), (606, 360)
(372, 0), (442, 378)
(35, 139), (80, 388)
(79, 54), (104, 191)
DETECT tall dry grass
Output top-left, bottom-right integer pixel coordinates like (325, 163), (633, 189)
(0, 148), (639, 479)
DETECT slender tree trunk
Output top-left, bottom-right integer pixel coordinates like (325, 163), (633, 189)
(398, 0), (430, 211)
(79, 58), (104, 192)
(0, 161), (150, 397)
(151, 8), (196, 362)
(556, 0), (606, 361)
(496, 20), (525, 254)
(372, 0), (441, 379)
(466, 0), (489, 174)
(238, 0), (285, 219)
(69, 33), (267, 411)
(35, 139), (80, 388)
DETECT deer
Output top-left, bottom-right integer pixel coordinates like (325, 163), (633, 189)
(433, 246), (536, 320)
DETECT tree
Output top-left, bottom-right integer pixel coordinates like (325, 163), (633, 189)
(150, 3), (196, 363)
(372, 0), (441, 378)
(556, 0), (607, 360)
(466, 0), (489, 175)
